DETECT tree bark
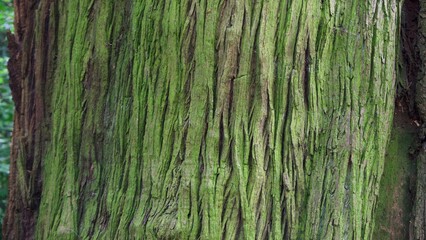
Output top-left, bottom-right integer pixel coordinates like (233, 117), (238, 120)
(4, 0), (400, 239)
(411, 0), (426, 239)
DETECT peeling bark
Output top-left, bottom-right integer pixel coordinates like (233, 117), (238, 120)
(4, 0), (400, 239)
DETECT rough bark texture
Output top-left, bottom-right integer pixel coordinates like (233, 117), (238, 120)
(4, 0), (400, 239)
(411, 0), (426, 239)
(412, 150), (426, 240)
(416, 1), (426, 121)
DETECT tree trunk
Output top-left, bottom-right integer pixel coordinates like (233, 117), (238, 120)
(4, 0), (401, 239)
(411, 0), (426, 239)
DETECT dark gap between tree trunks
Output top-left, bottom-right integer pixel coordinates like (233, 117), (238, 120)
(374, 0), (420, 239)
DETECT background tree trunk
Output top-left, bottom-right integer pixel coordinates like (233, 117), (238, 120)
(410, 0), (426, 239)
(4, 0), (400, 239)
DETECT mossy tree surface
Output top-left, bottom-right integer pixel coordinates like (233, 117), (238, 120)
(4, 0), (400, 239)
(373, 112), (417, 240)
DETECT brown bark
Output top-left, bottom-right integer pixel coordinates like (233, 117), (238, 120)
(3, 0), (54, 238)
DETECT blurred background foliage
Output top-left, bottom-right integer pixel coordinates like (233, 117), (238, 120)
(0, 0), (13, 235)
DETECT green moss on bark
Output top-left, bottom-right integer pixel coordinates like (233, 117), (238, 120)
(373, 112), (416, 240)
(5, 0), (401, 239)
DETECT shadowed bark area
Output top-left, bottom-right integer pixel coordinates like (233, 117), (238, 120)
(4, 0), (400, 239)
(373, 110), (417, 240)
(411, 0), (426, 239)
(371, 1), (420, 239)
